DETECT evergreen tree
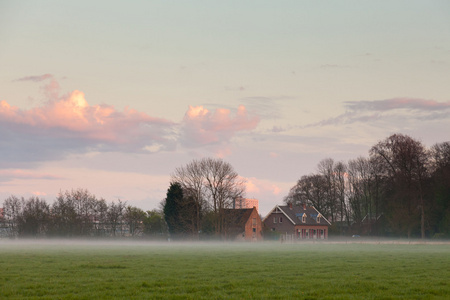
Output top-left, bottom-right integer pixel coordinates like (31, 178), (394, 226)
(163, 182), (184, 237)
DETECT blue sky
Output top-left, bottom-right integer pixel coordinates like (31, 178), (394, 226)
(1, 1), (450, 215)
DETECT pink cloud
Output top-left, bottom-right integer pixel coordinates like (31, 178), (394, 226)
(0, 90), (173, 145)
(32, 191), (48, 196)
(181, 105), (259, 147)
(0, 169), (64, 181)
(269, 152), (279, 158)
(244, 177), (281, 196)
(2, 74), (259, 166)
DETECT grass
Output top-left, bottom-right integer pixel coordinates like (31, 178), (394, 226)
(0, 241), (449, 299)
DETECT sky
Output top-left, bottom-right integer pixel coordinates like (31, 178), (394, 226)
(1, 1), (450, 216)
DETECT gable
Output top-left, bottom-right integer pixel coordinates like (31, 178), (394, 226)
(262, 205), (296, 225)
(270, 205), (331, 226)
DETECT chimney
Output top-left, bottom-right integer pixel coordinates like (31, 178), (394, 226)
(288, 202), (293, 210)
(303, 203), (306, 210)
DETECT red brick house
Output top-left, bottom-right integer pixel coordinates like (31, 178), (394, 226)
(224, 207), (262, 241)
(263, 203), (331, 240)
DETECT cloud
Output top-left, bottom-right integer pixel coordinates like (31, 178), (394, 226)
(344, 98), (450, 112)
(1, 74), (262, 166)
(270, 125), (286, 133)
(0, 92), (174, 145)
(225, 86), (247, 91)
(14, 74), (53, 82)
(306, 97), (450, 127)
(0, 169), (64, 182)
(239, 96), (289, 120)
(269, 152), (279, 158)
(244, 177), (282, 196)
(14, 73), (61, 100)
(180, 105), (259, 148)
(1, 77), (177, 166)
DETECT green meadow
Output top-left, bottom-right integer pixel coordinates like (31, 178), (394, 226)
(0, 241), (449, 299)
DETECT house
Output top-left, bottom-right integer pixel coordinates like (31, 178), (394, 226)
(224, 207), (262, 241)
(263, 203), (331, 240)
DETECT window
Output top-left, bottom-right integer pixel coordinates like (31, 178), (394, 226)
(273, 217), (277, 223)
(302, 214), (306, 223)
(279, 217), (283, 223)
(252, 218), (256, 226)
(317, 213), (322, 223)
(253, 228), (256, 233)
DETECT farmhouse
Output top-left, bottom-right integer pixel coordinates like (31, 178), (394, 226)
(224, 207), (262, 241)
(263, 203), (331, 240)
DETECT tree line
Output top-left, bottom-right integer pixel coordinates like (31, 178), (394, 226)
(0, 189), (166, 238)
(2, 134), (448, 240)
(284, 133), (450, 238)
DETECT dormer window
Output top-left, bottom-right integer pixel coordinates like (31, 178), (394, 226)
(317, 214), (322, 223)
(302, 213), (306, 223)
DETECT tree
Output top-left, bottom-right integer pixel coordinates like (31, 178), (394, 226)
(347, 156), (385, 235)
(163, 182), (185, 237)
(171, 161), (205, 238)
(318, 158), (338, 223)
(428, 142), (450, 236)
(17, 197), (50, 237)
(143, 209), (167, 238)
(334, 161), (350, 227)
(370, 133), (429, 238)
(123, 206), (146, 236)
(171, 158), (246, 238)
(201, 158), (246, 236)
(2, 195), (23, 237)
(49, 189), (98, 236)
(107, 200), (126, 237)
(93, 198), (109, 236)
(284, 174), (329, 215)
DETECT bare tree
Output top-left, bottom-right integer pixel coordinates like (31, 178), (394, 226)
(93, 198), (109, 236)
(2, 196), (23, 237)
(50, 189), (98, 236)
(334, 161), (350, 226)
(284, 174), (328, 215)
(370, 133), (429, 238)
(428, 142), (450, 236)
(17, 197), (50, 237)
(107, 200), (126, 236)
(171, 161), (205, 238)
(201, 158), (246, 236)
(318, 158), (338, 223)
(171, 157), (246, 238)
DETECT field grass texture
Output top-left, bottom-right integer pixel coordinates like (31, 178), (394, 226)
(0, 241), (449, 299)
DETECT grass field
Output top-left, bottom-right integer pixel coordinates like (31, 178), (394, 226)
(0, 240), (449, 299)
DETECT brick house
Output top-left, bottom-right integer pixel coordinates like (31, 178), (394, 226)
(263, 203), (331, 240)
(224, 207), (262, 241)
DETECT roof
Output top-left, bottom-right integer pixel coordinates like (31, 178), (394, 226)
(224, 208), (255, 228)
(264, 204), (331, 226)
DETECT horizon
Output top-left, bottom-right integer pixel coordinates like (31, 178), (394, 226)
(1, 1), (450, 217)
